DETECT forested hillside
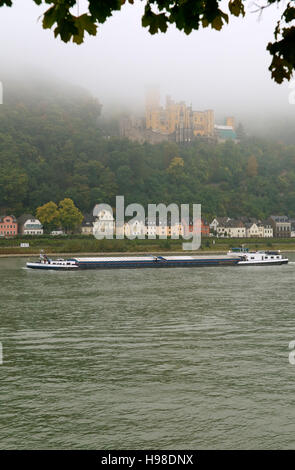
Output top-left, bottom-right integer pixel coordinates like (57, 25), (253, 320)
(1, 80), (295, 220)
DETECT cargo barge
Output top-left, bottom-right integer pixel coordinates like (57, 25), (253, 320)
(26, 254), (240, 270)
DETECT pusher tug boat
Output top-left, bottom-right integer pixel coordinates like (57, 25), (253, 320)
(227, 247), (288, 266)
(26, 252), (78, 270)
(26, 252), (240, 270)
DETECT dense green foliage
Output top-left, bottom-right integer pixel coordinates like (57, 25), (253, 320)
(1, 90), (295, 221)
(36, 198), (83, 232)
(1, 1), (294, 83)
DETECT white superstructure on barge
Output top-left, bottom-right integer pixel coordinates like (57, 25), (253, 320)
(227, 248), (288, 266)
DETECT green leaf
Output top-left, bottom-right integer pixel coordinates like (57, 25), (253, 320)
(88, 0), (121, 23)
(53, 17), (78, 43)
(43, 6), (57, 30)
(77, 14), (97, 36)
(72, 13), (97, 43)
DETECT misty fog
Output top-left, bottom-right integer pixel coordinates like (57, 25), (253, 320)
(0, 0), (294, 135)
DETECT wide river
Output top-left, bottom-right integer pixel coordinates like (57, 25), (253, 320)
(1, 255), (295, 449)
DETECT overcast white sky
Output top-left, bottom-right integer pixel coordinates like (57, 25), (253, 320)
(0, 0), (293, 123)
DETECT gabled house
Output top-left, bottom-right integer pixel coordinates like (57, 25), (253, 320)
(209, 217), (231, 234)
(145, 218), (157, 238)
(261, 219), (273, 238)
(92, 206), (115, 238)
(245, 222), (263, 238)
(124, 219), (146, 238)
(18, 214), (43, 235)
(81, 213), (95, 235)
(156, 219), (168, 238)
(217, 219), (246, 238)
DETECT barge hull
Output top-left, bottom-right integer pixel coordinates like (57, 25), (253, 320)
(26, 255), (240, 270)
(76, 258), (239, 270)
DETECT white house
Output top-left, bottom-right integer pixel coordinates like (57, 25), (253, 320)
(156, 220), (168, 237)
(217, 220), (246, 238)
(245, 223), (263, 238)
(24, 218), (43, 235)
(261, 221), (273, 238)
(81, 213), (95, 235)
(210, 217), (231, 233)
(92, 206), (115, 238)
(246, 221), (273, 238)
(18, 214), (43, 235)
(124, 220), (146, 238)
(170, 222), (183, 238)
(145, 219), (157, 238)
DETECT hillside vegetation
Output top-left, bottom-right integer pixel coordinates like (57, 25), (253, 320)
(1, 79), (295, 220)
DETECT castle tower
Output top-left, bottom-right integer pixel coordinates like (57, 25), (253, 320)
(225, 116), (235, 129)
(145, 87), (160, 129)
(206, 109), (215, 136)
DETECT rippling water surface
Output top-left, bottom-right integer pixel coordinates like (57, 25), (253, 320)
(1, 256), (295, 449)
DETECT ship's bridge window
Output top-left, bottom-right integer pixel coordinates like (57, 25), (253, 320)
(251, 256), (255, 259)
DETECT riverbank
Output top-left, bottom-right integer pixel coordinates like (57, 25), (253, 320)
(2, 249), (295, 259)
(1, 235), (295, 256)
(0, 251), (227, 258)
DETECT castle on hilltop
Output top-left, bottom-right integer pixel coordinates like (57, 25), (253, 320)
(119, 89), (236, 144)
(146, 89), (214, 142)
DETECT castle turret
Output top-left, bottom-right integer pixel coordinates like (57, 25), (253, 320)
(225, 116), (235, 129)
